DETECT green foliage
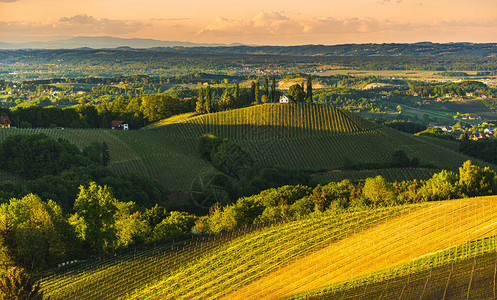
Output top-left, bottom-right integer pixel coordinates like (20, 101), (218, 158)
(196, 88), (205, 114)
(362, 176), (397, 207)
(414, 127), (454, 140)
(101, 142), (110, 167)
(0, 266), (45, 300)
(392, 149), (410, 167)
(418, 170), (458, 201)
(0, 134), (90, 179)
(459, 160), (497, 197)
(288, 84), (305, 102)
(114, 202), (149, 248)
(306, 75), (313, 103)
(0, 194), (74, 270)
(83, 142), (103, 165)
(152, 211), (196, 241)
(211, 139), (253, 178)
(197, 134), (222, 161)
(70, 182), (118, 254)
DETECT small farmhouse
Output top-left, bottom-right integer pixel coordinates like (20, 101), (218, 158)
(0, 116), (11, 128)
(110, 121), (129, 130)
(279, 95), (290, 103)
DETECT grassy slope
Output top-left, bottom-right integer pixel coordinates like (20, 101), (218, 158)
(223, 197), (497, 299)
(295, 251), (497, 300)
(39, 197), (497, 299)
(0, 104), (493, 194)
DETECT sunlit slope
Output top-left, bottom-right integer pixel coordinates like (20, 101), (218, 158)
(39, 197), (497, 299)
(40, 206), (413, 300)
(0, 104), (494, 192)
(152, 103), (492, 173)
(294, 251), (497, 300)
(223, 197), (497, 299)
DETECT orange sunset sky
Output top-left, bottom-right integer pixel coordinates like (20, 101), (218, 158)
(0, 0), (496, 45)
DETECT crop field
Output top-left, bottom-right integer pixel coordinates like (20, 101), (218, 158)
(222, 197), (497, 299)
(147, 112), (198, 128)
(39, 205), (413, 299)
(0, 104), (491, 193)
(293, 247), (497, 299)
(39, 197), (497, 299)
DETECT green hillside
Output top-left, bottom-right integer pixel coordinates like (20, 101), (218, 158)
(0, 104), (492, 200)
(38, 197), (497, 299)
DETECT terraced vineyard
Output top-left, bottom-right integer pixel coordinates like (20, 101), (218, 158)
(0, 104), (492, 194)
(39, 197), (497, 299)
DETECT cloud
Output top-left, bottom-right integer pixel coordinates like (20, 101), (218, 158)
(0, 14), (145, 38)
(377, 0), (403, 4)
(196, 12), (497, 44)
(199, 12), (303, 37)
(199, 13), (408, 38)
(0, 0), (19, 2)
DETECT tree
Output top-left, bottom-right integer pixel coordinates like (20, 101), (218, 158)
(102, 142), (110, 167)
(288, 84), (305, 102)
(234, 84), (240, 101)
(255, 81), (260, 104)
(197, 134), (222, 161)
(250, 82), (256, 103)
(211, 139), (253, 178)
(0, 194), (71, 270)
(271, 77), (276, 102)
(205, 86), (211, 113)
(306, 75), (313, 103)
(362, 176), (397, 206)
(152, 211), (197, 241)
(392, 149), (410, 167)
(70, 182), (118, 254)
(264, 77), (269, 100)
(459, 160), (497, 197)
(196, 87), (205, 113)
(0, 267), (44, 300)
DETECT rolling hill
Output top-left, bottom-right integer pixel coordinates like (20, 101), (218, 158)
(0, 103), (493, 209)
(38, 196), (497, 299)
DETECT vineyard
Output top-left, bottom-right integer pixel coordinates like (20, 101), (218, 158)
(0, 104), (492, 194)
(39, 196), (497, 299)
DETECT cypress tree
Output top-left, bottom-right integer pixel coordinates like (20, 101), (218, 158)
(205, 86), (211, 113)
(196, 87), (205, 113)
(102, 142), (110, 167)
(264, 77), (269, 99)
(306, 75), (313, 103)
(250, 82), (255, 103)
(255, 81), (260, 104)
(271, 77), (276, 102)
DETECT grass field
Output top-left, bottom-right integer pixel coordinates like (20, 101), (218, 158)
(147, 112), (198, 128)
(0, 104), (492, 195)
(38, 196), (497, 299)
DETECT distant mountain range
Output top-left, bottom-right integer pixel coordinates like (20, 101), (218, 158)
(0, 36), (244, 49)
(1, 37), (496, 57)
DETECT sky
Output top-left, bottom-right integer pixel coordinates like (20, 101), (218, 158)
(0, 0), (496, 45)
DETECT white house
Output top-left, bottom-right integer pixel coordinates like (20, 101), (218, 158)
(111, 120), (129, 130)
(279, 95), (290, 103)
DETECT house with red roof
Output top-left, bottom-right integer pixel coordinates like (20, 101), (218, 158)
(0, 116), (11, 128)
(110, 120), (129, 130)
